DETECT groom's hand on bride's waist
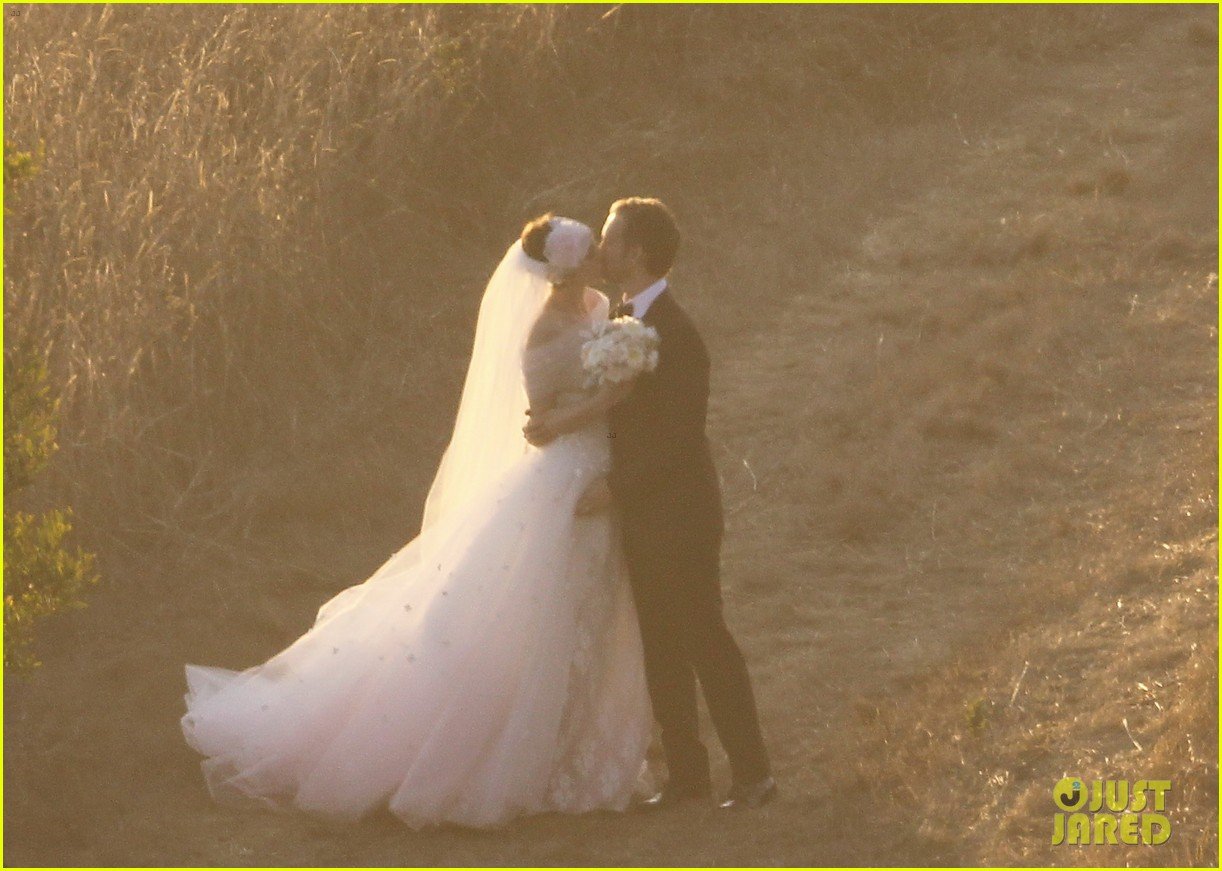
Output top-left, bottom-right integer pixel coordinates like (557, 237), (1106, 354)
(523, 409), (559, 446)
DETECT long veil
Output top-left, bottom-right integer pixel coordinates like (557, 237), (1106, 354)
(295, 238), (549, 630)
(419, 239), (550, 533)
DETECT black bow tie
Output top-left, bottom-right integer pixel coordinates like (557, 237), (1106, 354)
(610, 300), (635, 320)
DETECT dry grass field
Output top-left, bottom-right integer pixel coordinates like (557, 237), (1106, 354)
(3, 3), (1217, 866)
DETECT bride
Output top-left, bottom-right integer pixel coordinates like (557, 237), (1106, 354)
(181, 215), (653, 828)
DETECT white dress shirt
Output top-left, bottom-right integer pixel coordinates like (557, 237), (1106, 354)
(623, 277), (668, 318)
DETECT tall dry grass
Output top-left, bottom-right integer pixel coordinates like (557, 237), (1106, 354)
(6, 3), (638, 542)
(3, 3), (1161, 555)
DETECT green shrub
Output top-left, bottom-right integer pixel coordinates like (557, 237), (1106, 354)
(3, 343), (100, 669)
(4, 141), (98, 670)
(3, 139), (42, 186)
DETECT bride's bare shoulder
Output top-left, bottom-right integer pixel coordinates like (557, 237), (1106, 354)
(526, 306), (566, 349)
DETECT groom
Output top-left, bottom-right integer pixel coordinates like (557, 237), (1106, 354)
(527, 197), (775, 810)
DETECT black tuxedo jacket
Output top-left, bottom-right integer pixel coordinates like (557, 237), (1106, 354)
(607, 288), (724, 539)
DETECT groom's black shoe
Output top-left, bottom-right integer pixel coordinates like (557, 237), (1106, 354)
(633, 781), (712, 812)
(718, 776), (778, 810)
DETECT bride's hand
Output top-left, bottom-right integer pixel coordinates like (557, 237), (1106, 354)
(575, 477), (613, 515)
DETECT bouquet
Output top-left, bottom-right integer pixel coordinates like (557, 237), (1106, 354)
(581, 316), (660, 388)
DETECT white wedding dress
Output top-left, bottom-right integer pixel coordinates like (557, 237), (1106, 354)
(181, 252), (652, 828)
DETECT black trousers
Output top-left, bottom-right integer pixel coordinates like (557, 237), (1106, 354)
(618, 509), (771, 788)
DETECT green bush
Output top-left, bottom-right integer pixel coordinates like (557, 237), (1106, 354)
(4, 140), (98, 670)
(3, 139), (42, 186)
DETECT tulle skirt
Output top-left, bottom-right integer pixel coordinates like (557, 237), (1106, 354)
(181, 427), (652, 828)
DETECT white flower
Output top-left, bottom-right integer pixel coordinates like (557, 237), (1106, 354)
(580, 316), (660, 388)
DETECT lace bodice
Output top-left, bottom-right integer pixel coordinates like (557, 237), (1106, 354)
(522, 289), (609, 413)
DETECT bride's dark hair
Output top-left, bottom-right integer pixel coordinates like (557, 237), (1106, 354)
(520, 213), (554, 263)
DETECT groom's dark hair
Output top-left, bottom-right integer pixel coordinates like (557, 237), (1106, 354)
(610, 197), (679, 277)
